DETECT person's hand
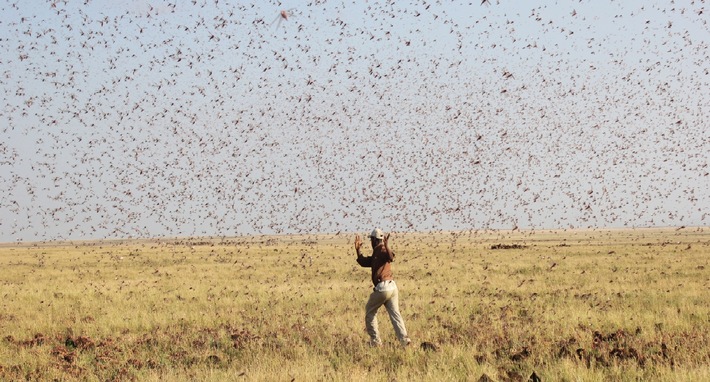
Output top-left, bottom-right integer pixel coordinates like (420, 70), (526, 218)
(354, 234), (362, 253)
(383, 233), (390, 250)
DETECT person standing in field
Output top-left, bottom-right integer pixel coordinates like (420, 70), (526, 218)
(355, 228), (411, 347)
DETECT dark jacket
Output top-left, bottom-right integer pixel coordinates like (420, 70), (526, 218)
(357, 243), (395, 287)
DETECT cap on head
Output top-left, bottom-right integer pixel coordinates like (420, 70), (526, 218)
(370, 228), (384, 240)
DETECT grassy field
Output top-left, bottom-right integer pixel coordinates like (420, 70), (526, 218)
(0, 228), (708, 381)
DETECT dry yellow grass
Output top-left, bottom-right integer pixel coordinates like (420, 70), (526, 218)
(1, 228), (708, 381)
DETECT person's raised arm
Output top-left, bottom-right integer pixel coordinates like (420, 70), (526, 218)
(354, 234), (363, 257)
(355, 234), (372, 267)
(383, 232), (395, 261)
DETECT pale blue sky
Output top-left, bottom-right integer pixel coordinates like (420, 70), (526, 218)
(1, 0), (708, 242)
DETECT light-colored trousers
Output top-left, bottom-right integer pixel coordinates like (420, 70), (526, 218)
(365, 281), (409, 345)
